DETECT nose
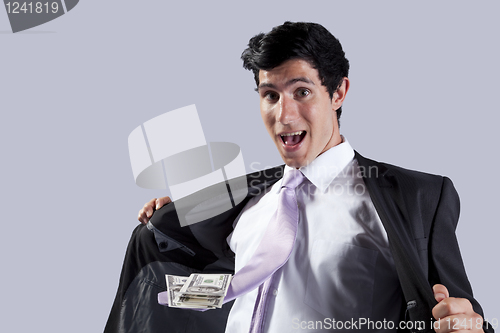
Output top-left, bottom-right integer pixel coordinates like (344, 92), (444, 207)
(277, 95), (299, 125)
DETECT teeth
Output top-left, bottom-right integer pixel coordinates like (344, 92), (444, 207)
(280, 131), (304, 137)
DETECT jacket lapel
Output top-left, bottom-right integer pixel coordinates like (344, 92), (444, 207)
(355, 152), (437, 330)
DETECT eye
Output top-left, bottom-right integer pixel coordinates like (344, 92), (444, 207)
(295, 88), (310, 98)
(263, 91), (279, 102)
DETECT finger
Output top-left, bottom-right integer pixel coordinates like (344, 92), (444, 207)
(138, 198), (157, 224)
(432, 297), (473, 320)
(145, 198), (157, 217)
(138, 207), (153, 224)
(156, 196), (172, 210)
(433, 284), (450, 302)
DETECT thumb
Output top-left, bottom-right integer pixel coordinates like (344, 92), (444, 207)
(156, 196), (172, 210)
(433, 284), (449, 302)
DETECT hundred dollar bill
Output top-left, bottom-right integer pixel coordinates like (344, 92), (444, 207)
(165, 275), (190, 307)
(178, 273), (232, 297)
(165, 273), (231, 309)
(165, 275), (211, 309)
(177, 295), (224, 308)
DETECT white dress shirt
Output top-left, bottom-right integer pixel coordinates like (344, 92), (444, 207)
(225, 139), (402, 332)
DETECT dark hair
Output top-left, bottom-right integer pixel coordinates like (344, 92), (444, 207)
(241, 21), (350, 120)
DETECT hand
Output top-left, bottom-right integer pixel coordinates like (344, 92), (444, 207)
(432, 284), (484, 332)
(137, 196), (172, 225)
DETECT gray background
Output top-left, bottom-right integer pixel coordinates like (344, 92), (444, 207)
(1, 1), (498, 332)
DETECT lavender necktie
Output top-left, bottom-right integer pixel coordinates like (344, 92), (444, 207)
(224, 168), (304, 312)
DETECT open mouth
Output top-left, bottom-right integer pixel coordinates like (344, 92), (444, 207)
(280, 131), (306, 146)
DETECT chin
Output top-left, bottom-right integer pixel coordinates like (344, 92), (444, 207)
(281, 155), (307, 169)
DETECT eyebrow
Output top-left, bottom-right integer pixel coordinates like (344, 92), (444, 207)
(257, 77), (315, 91)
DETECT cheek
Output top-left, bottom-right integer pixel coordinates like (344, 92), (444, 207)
(308, 108), (334, 137)
(260, 110), (275, 134)
(260, 100), (269, 119)
(260, 104), (275, 123)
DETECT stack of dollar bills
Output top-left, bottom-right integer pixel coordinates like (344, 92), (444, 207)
(165, 273), (232, 309)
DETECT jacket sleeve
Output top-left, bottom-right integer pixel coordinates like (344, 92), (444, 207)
(103, 222), (233, 333)
(427, 177), (494, 333)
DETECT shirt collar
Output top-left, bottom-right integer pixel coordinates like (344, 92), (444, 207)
(277, 136), (355, 193)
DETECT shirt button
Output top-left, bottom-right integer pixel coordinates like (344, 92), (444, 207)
(272, 289), (278, 296)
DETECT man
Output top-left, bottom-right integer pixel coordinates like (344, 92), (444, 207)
(105, 22), (492, 332)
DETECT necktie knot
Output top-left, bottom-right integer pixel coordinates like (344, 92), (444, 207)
(281, 169), (304, 190)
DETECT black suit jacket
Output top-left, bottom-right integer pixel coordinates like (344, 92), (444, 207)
(104, 152), (492, 333)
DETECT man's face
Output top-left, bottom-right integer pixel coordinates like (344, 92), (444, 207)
(258, 59), (347, 168)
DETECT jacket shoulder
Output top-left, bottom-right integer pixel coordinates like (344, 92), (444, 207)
(354, 151), (459, 239)
(354, 151), (446, 190)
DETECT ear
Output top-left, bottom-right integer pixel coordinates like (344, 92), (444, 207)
(331, 77), (350, 111)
